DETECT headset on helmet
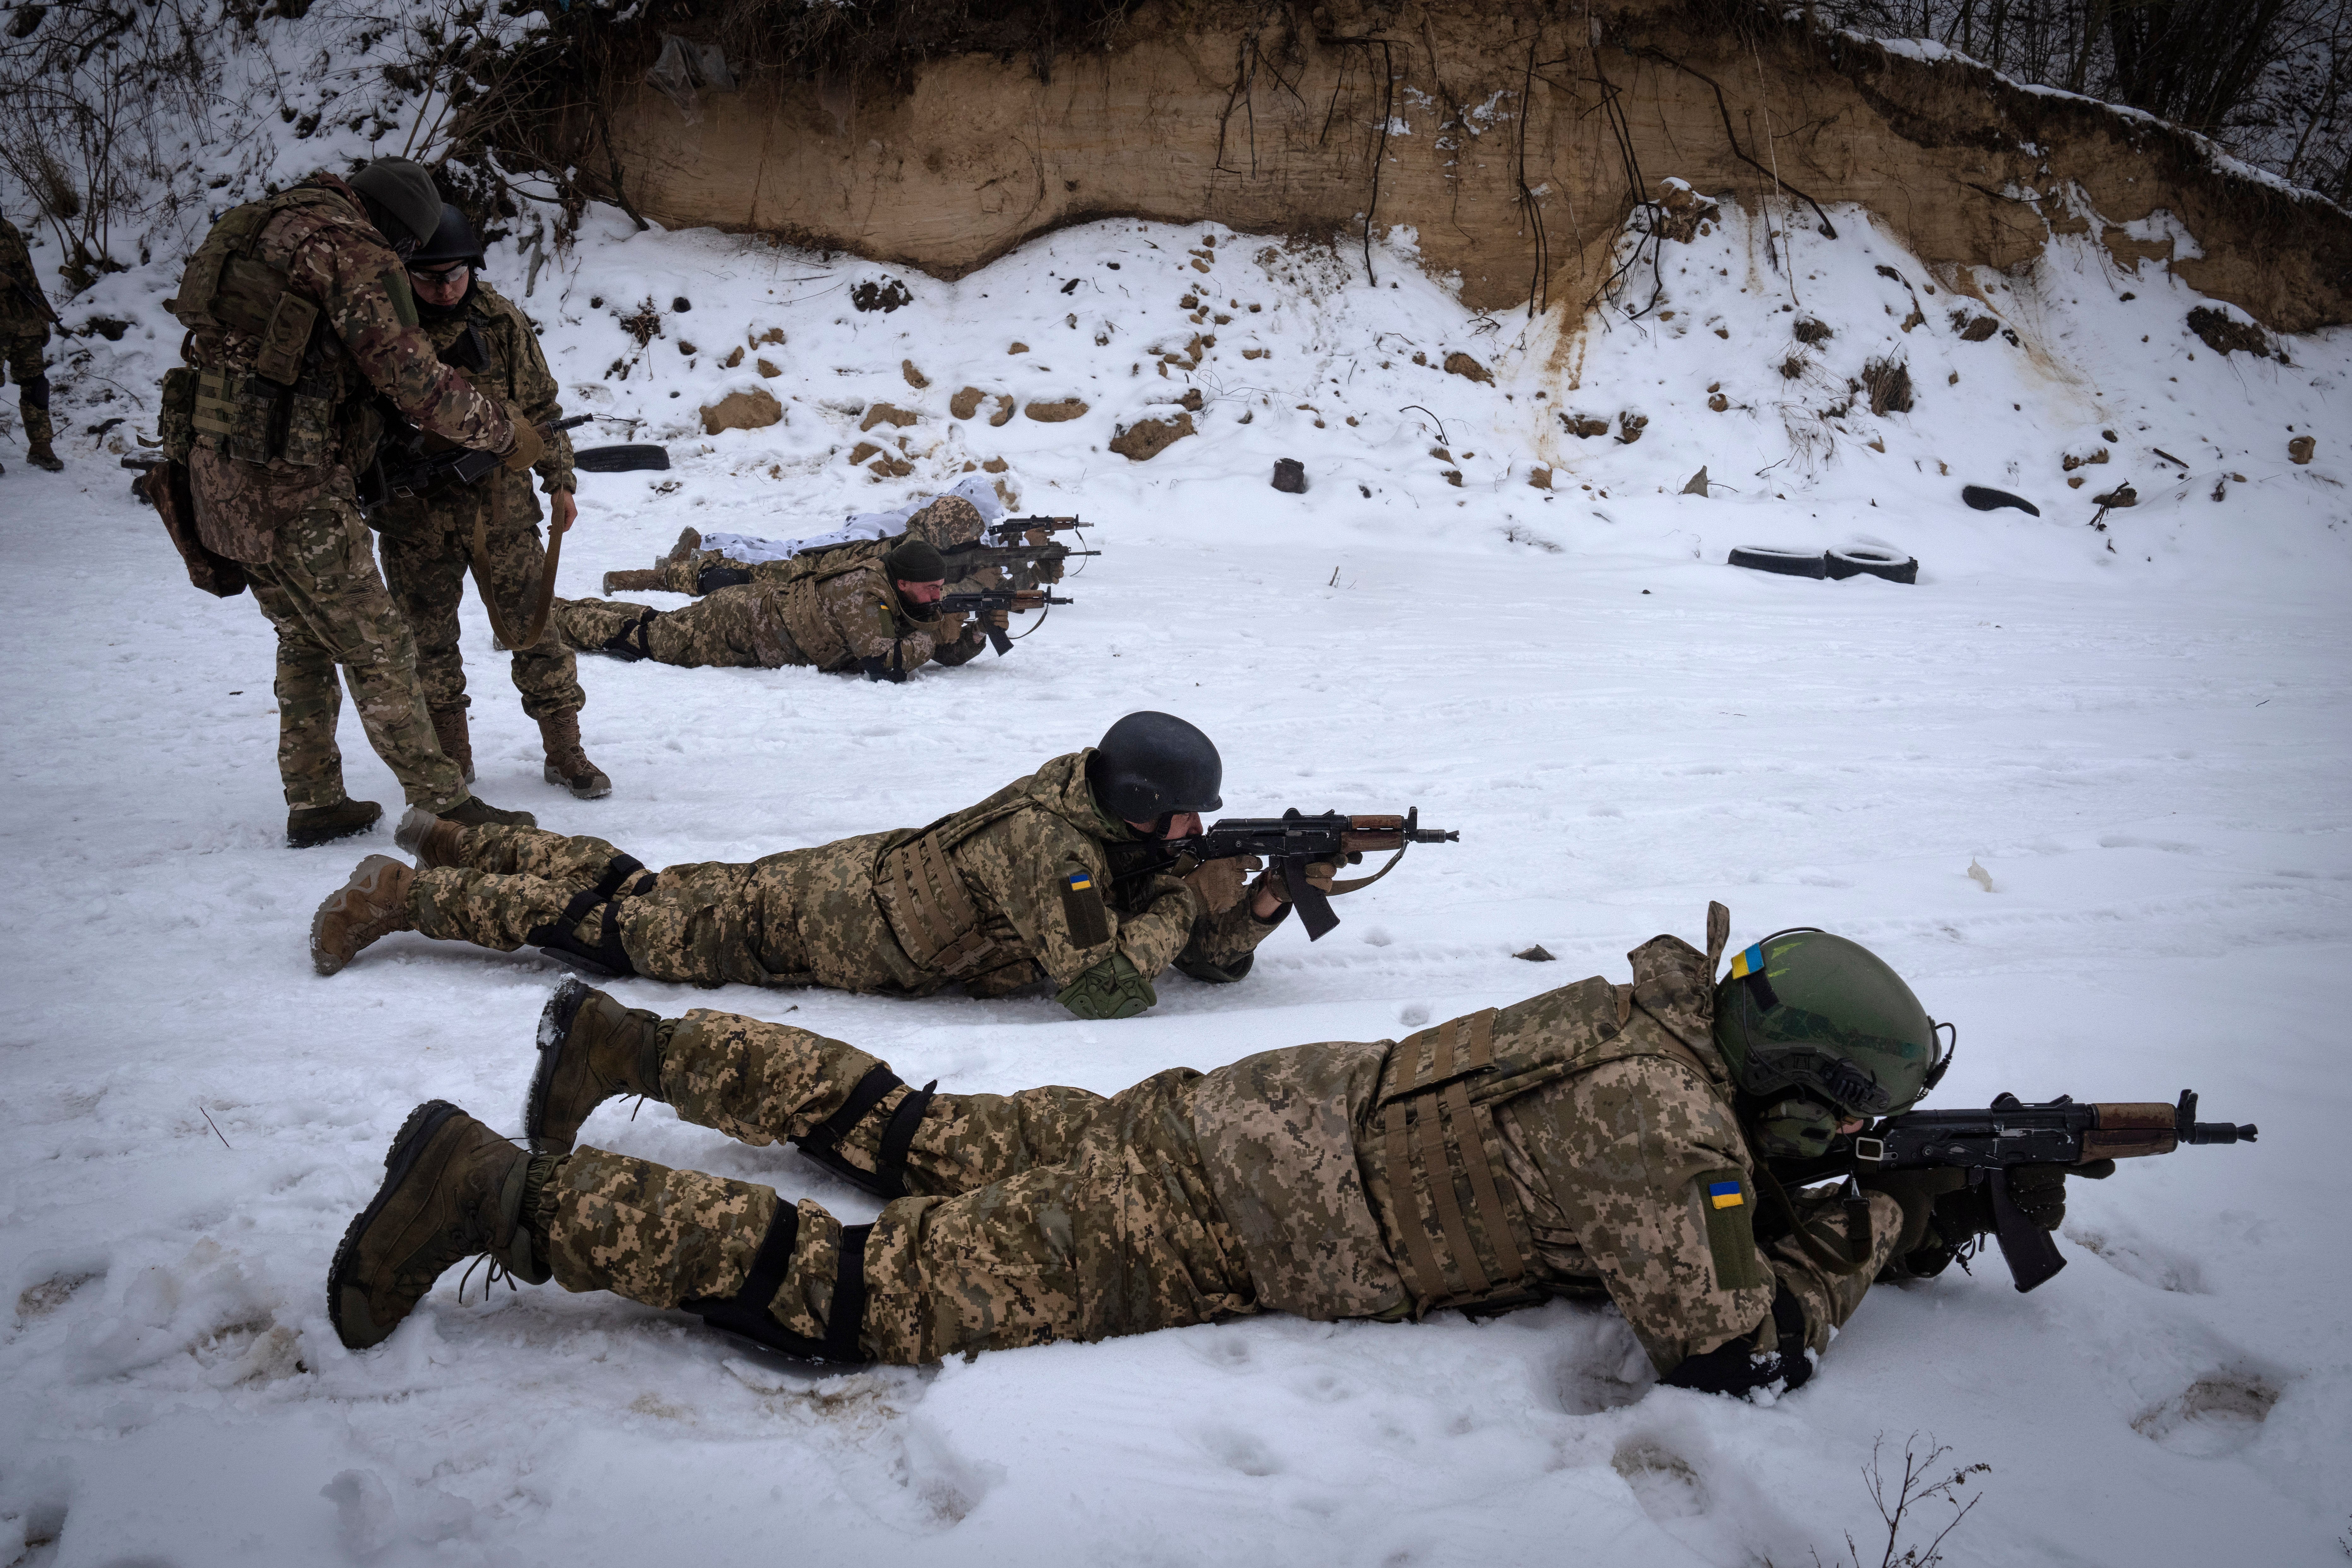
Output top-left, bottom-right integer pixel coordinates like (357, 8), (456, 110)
(1087, 712), (1223, 823)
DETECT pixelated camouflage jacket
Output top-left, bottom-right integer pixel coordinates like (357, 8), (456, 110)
(178, 175), (511, 535)
(0, 217), (51, 333)
(786, 560), (987, 674)
(1188, 910), (1881, 1375)
(366, 278), (575, 538)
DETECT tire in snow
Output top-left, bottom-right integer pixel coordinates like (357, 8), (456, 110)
(1727, 546), (1827, 579)
(1825, 548), (1918, 584)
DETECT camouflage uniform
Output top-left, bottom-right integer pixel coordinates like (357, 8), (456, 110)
(629, 494), (991, 596)
(0, 216), (58, 465)
(525, 906), (1898, 1371)
(552, 557), (990, 675)
(369, 280), (583, 729)
(402, 749), (1286, 1001)
(173, 174), (513, 812)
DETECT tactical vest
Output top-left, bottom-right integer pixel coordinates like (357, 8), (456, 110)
(170, 187), (361, 469)
(1358, 907), (1735, 1319)
(775, 556), (890, 671)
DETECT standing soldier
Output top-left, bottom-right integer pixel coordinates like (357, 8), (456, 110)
(0, 206), (64, 474)
(165, 157), (538, 846)
(370, 205), (609, 799)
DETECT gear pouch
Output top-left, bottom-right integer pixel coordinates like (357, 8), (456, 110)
(253, 290), (318, 385)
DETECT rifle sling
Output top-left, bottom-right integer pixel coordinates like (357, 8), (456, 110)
(471, 464), (561, 651)
(1322, 840), (1412, 897)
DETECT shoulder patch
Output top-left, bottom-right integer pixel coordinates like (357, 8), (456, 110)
(1696, 1167), (1772, 1292)
(1058, 863), (1111, 950)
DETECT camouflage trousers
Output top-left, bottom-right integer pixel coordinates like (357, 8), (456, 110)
(378, 496), (585, 725)
(3, 329), (52, 450)
(529, 1007), (1256, 1363)
(552, 587), (802, 671)
(244, 496), (467, 811)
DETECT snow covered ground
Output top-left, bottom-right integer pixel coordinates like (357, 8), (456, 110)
(3, 196), (2349, 1566)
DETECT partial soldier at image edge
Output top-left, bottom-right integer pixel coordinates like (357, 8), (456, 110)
(0, 207), (64, 474)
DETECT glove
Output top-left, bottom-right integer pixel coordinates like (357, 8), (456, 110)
(986, 609), (1011, 630)
(1662, 1287), (1813, 1399)
(2000, 1159), (2114, 1231)
(1180, 855), (1258, 916)
(1252, 857), (1349, 903)
(501, 411), (546, 472)
(1055, 952), (1159, 1021)
(1865, 1162), (2115, 1276)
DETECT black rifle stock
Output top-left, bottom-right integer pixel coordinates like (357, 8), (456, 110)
(1120, 807), (1460, 939)
(1848, 1090), (2256, 1292)
(936, 588), (1070, 654)
(361, 412), (596, 511)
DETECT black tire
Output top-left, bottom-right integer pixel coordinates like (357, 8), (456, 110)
(575, 443), (671, 474)
(1728, 546), (1827, 579)
(1960, 484), (2039, 516)
(1825, 548), (1919, 584)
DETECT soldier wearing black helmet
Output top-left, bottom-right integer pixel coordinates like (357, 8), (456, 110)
(368, 203), (610, 801)
(326, 906), (2116, 1392)
(308, 711), (1296, 1019)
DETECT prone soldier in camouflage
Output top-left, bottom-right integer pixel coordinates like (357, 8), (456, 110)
(164, 158), (539, 846)
(367, 205), (609, 800)
(308, 712), (1292, 1020)
(329, 907), (2111, 1396)
(553, 518), (994, 681)
(602, 489), (994, 597)
(0, 209), (63, 473)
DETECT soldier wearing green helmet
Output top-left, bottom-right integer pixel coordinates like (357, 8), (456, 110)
(322, 904), (2118, 1401)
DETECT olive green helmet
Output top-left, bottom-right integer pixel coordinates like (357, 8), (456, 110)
(1712, 928), (1948, 1121)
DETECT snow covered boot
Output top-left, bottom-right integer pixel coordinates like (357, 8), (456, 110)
(22, 394), (62, 472)
(393, 804), (468, 869)
(287, 797), (383, 849)
(431, 707), (476, 784)
(600, 567), (665, 594)
(525, 978), (666, 1153)
(326, 1100), (550, 1350)
(437, 794), (536, 830)
(538, 711), (612, 800)
(311, 854), (416, 975)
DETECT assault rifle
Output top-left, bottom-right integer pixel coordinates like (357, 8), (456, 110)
(1845, 1090), (2256, 1292)
(943, 537), (1098, 593)
(6, 272), (60, 327)
(1117, 808), (1460, 939)
(986, 514), (1087, 540)
(358, 413), (596, 511)
(936, 588), (1071, 655)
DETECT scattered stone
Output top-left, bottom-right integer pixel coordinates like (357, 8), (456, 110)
(870, 454), (913, 477)
(671, 296), (692, 312)
(1443, 351), (1493, 384)
(1951, 311), (2001, 343)
(756, 358), (781, 378)
(1793, 316), (1833, 345)
(1708, 392), (1730, 412)
(1008, 341), (1030, 354)
(2186, 306), (2273, 358)
(1109, 412), (1196, 462)
(2061, 447), (2110, 471)
(1430, 447), (1451, 461)
(754, 327), (786, 345)
(722, 346), (743, 369)
(677, 341), (699, 356)
(1559, 411), (1610, 439)
(901, 359), (930, 389)
(847, 441), (882, 465)
(1681, 466), (1710, 496)
(1242, 347), (1266, 360)
(1442, 469), (1464, 487)
(950, 386), (985, 420)
(850, 278), (912, 313)
(2091, 483), (2138, 507)
(860, 402), (919, 432)
(2289, 435), (2316, 464)
(1272, 458), (1307, 494)
(2068, 476), (2086, 488)
(1527, 466), (1552, 490)
(699, 388), (783, 435)
(1616, 411), (1648, 444)
(1179, 388), (1204, 412)
(1514, 944), (1557, 962)
(1024, 397), (1089, 423)
(982, 457), (1008, 473)
(988, 395), (1015, 428)
(1649, 179), (1721, 243)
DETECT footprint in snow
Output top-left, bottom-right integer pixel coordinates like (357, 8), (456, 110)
(1611, 1439), (1708, 1521)
(2068, 1224), (2208, 1294)
(1197, 1425), (1283, 1476)
(2131, 1371), (2281, 1458)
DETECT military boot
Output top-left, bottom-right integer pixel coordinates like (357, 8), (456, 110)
(431, 707), (476, 784)
(326, 1100), (550, 1350)
(393, 804), (468, 869)
(437, 795), (537, 830)
(538, 711), (612, 800)
(287, 798), (383, 849)
(311, 854), (416, 975)
(600, 568), (666, 594)
(22, 400), (62, 472)
(526, 978), (666, 1153)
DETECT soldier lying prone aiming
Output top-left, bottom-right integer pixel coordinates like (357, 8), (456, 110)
(327, 910), (2251, 1391)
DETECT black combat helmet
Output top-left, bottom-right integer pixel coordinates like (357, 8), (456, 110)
(1713, 929), (1949, 1156)
(1088, 712), (1223, 822)
(410, 203), (486, 269)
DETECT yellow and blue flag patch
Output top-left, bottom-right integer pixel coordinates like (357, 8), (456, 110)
(1729, 944), (1766, 979)
(1707, 1179), (1745, 1210)
(1066, 870), (1094, 892)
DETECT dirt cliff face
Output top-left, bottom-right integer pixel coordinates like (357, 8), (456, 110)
(581, 0), (2351, 331)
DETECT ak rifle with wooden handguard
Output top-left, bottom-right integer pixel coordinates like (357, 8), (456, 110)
(1840, 1090), (2256, 1293)
(935, 588), (1071, 655)
(1118, 808), (1460, 940)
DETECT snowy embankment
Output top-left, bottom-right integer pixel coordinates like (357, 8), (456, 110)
(2, 194), (2349, 1567)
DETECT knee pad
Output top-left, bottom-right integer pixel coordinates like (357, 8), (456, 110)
(790, 1064), (937, 1200)
(685, 1204), (872, 1364)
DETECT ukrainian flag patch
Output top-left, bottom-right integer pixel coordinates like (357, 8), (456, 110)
(1729, 944), (1765, 979)
(1066, 870), (1093, 892)
(1708, 1180), (1745, 1210)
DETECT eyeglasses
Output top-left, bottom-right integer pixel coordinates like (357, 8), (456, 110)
(410, 261), (471, 286)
